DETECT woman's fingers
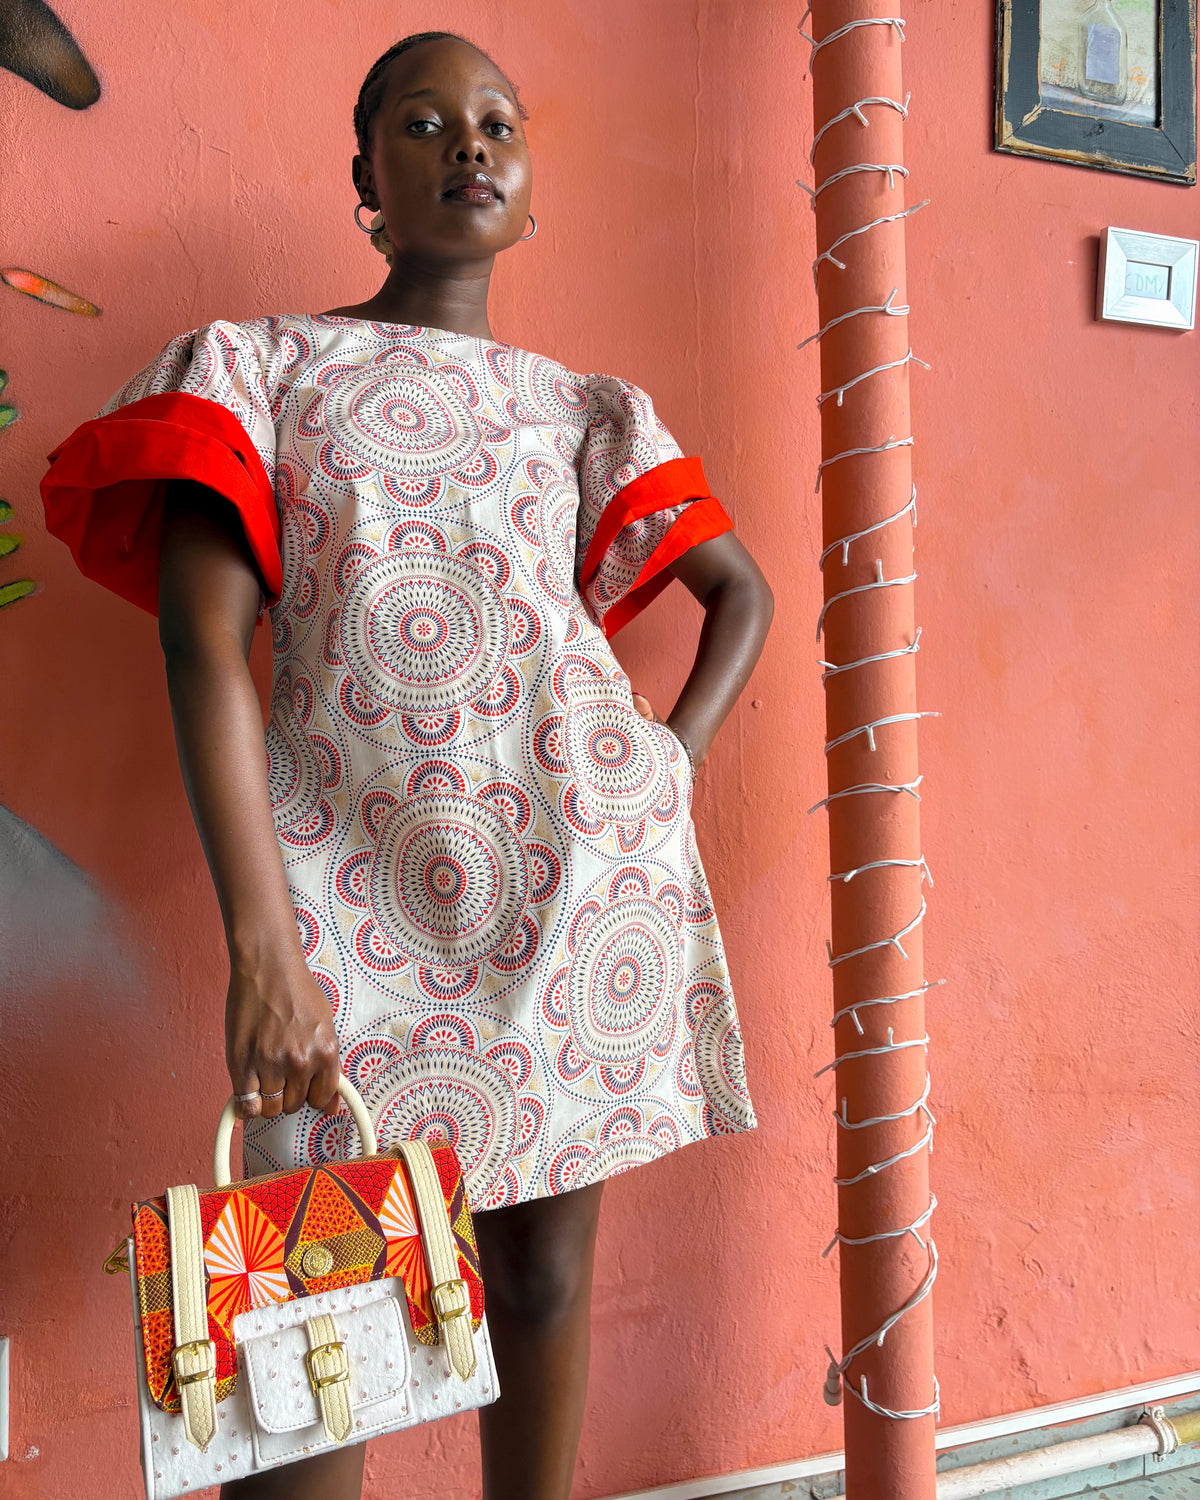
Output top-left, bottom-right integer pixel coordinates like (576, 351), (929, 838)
(631, 691), (655, 720)
(280, 1063), (313, 1118)
(231, 1060), (336, 1121)
(230, 1065), (263, 1121)
(258, 1072), (287, 1120)
(309, 1049), (343, 1116)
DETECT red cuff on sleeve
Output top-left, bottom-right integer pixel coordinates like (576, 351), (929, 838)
(578, 455), (714, 595)
(40, 391), (282, 616)
(600, 495), (733, 638)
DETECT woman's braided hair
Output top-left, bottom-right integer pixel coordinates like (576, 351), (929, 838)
(352, 31), (527, 265)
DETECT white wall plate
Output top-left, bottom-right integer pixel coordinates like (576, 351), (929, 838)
(1097, 226), (1198, 330)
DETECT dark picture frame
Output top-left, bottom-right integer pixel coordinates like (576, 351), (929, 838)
(995, 0), (1197, 184)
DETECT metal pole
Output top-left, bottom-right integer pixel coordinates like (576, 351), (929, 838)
(805, 6), (939, 1498)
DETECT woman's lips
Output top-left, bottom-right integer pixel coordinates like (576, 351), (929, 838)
(445, 185), (497, 203)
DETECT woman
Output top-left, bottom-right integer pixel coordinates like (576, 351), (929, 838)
(42, 29), (774, 1500)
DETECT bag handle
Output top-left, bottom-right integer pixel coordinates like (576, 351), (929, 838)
(212, 1076), (378, 1188)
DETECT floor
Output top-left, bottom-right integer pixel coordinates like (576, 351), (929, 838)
(718, 1463), (1200, 1500)
(719, 1390), (1200, 1500)
(1082, 1470), (1200, 1499)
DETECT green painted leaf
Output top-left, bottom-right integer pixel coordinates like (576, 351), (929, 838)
(0, 579), (35, 609)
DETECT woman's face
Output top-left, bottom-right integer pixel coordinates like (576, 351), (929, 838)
(354, 38), (532, 262)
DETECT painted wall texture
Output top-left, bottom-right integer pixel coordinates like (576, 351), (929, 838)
(1, 2), (1196, 1497)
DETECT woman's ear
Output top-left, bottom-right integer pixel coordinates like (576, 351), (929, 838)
(351, 154), (378, 210)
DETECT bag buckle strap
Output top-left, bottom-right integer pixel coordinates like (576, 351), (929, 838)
(166, 1183), (218, 1451)
(305, 1339), (349, 1394)
(304, 1314), (354, 1444)
(393, 1142), (477, 1380)
(172, 1338), (216, 1388)
(431, 1277), (470, 1324)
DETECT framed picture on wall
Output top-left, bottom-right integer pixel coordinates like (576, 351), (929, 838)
(995, 0), (1197, 183)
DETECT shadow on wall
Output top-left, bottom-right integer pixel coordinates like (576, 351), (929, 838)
(0, 804), (137, 996)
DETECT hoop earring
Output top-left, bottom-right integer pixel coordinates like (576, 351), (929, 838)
(519, 214), (537, 241)
(354, 202), (377, 233)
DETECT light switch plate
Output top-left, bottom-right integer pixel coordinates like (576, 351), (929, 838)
(0, 1336), (8, 1460)
(1097, 226), (1198, 330)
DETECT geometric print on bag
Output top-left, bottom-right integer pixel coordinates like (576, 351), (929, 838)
(204, 1192), (290, 1330)
(131, 1142), (482, 1411)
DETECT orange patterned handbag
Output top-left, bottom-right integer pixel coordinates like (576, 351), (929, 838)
(104, 1079), (498, 1498)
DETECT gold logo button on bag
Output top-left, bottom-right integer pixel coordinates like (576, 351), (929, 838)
(299, 1243), (334, 1278)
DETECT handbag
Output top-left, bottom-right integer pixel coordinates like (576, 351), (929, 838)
(103, 1078), (499, 1499)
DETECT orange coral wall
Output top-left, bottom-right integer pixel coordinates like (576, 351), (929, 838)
(0, 2), (1196, 1497)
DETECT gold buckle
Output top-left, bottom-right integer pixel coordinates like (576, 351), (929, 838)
(431, 1277), (470, 1323)
(305, 1340), (349, 1394)
(171, 1339), (216, 1387)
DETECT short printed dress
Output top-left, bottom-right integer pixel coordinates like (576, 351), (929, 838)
(42, 314), (758, 1210)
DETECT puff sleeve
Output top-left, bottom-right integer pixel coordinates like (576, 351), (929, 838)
(575, 374), (733, 637)
(40, 320), (282, 615)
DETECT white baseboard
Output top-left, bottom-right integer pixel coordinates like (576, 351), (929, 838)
(600, 1368), (1200, 1500)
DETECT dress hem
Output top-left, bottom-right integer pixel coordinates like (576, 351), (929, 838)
(243, 1105), (760, 1216)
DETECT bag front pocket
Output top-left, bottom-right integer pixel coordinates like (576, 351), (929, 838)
(237, 1279), (411, 1466)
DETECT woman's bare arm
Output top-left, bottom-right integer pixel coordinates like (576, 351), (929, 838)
(158, 480), (339, 1123)
(634, 531), (773, 766)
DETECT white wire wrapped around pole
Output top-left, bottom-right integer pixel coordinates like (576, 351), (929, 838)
(802, 5), (939, 1498)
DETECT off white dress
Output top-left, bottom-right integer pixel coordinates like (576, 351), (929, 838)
(42, 313), (758, 1210)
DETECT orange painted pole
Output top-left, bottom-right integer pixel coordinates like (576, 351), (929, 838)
(805, 7), (939, 1500)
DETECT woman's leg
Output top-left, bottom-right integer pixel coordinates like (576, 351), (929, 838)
(474, 1180), (605, 1500)
(220, 1441), (366, 1499)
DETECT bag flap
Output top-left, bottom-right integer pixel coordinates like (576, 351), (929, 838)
(131, 1143), (483, 1414)
(239, 1280), (410, 1434)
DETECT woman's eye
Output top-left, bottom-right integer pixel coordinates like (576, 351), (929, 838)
(405, 117), (511, 139)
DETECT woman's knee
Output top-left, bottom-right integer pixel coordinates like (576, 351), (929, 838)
(486, 1241), (588, 1329)
(477, 1185), (602, 1330)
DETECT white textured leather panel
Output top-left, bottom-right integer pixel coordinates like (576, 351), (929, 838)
(238, 1281), (409, 1433)
(405, 1310), (500, 1426)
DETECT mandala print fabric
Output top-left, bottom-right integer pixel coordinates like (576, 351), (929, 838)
(41, 313), (758, 1210)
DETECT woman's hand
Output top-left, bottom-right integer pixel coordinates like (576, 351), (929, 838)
(631, 692), (656, 723)
(225, 951), (342, 1122)
(632, 691), (700, 779)
(629, 533), (774, 769)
